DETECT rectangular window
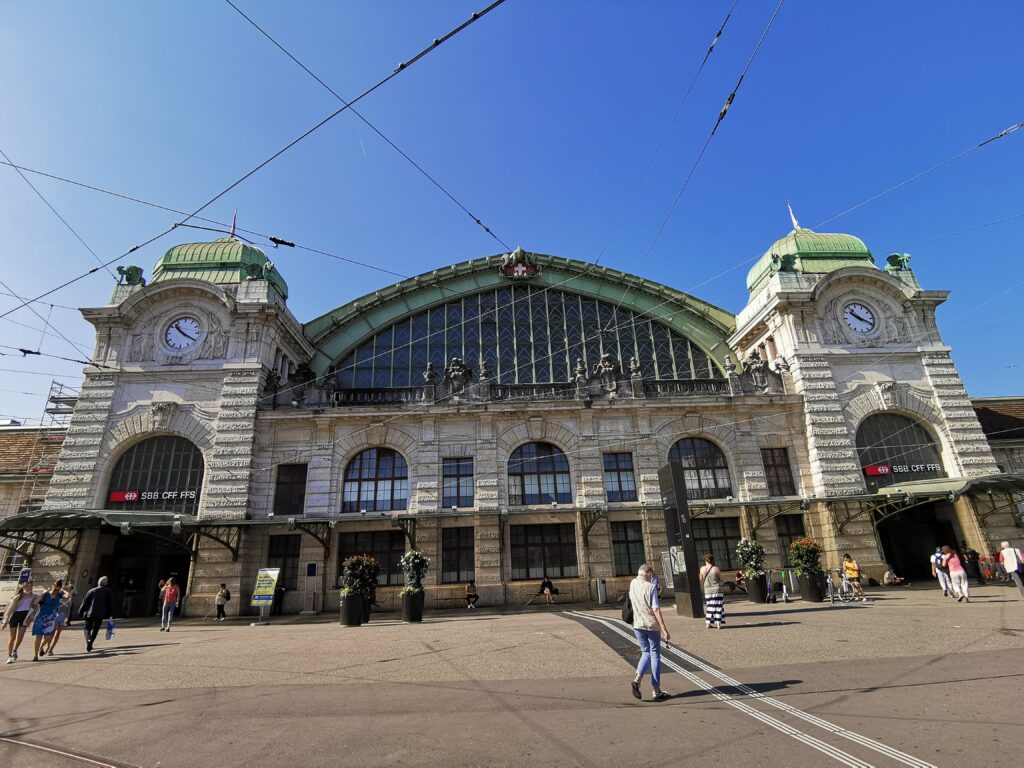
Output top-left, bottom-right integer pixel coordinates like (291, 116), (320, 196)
(761, 448), (796, 497)
(273, 464), (308, 516)
(441, 526), (475, 583)
(775, 514), (806, 567)
(338, 530), (407, 586)
(690, 517), (741, 571)
(510, 523), (578, 580)
(610, 521), (645, 576)
(442, 458), (474, 508)
(1, 552), (26, 579)
(267, 534), (301, 590)
(602, 453), (638, 503)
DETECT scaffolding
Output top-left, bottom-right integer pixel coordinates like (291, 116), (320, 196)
(18, 380), (77, 514)
(0, 381), (77, 576)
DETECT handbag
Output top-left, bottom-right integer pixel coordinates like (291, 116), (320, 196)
(621, 593), (634, 625)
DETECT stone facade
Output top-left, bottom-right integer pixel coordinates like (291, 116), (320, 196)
(4, 233), (1017, 613)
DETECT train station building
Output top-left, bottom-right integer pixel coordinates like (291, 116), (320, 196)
(1, 227), (1022, 615)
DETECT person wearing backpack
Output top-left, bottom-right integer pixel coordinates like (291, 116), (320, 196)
(215, 583), (231, 621)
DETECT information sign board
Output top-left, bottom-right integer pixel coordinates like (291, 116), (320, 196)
(250, 568), (281, 608)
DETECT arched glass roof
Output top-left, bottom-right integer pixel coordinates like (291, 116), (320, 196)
(332, 284), (720, 388)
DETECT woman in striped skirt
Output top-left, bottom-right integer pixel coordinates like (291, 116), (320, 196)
(700, 554), (725, 629)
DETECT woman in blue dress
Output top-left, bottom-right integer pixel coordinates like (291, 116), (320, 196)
(31, 580), (68, 661)
(41, 586), (72, 657)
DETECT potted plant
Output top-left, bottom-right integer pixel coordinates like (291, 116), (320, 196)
(339, 554), (380, 626)
(399, 550), (430, 623)
(788, 537), (825, 602)
(735, 538), (768, 603)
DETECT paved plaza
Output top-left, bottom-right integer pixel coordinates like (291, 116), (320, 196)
(1, 582), (1022, 767)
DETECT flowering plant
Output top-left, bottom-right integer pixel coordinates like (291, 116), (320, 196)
(399, 550), (431, 597)
(735, 538), (767, 580)
(340, 554), (380, 598)
(788, 537), (823, 576)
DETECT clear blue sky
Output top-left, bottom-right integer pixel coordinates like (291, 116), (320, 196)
(1, 1), (1022, 423)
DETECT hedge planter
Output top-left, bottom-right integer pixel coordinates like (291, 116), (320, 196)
(799, 572), (825, 603)
(402, 591), (425, 623)
(340, 594), (363, 627)
(747, 574), (769, 604)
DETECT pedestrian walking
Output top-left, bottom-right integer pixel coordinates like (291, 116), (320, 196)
(31, 580), (67, 661)
(160, 577), (180, 631)
(42, 585), (73, 656)
(628, 563), (671, 702)
(930, 548), (952, 597)
(2, 582), (38, 664)
(699, 554), (724, 629)
(79, 576), (114, 652)
(121, 578), (137, 617)
(998, 540), (1024, 599)
(215, 583), (230, 621)
(942, 546), (970, 603)
(155, 579), (166, 616)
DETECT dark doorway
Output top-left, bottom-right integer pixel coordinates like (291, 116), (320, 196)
(97, 530), (192, 617)
(876, 501), (961, 580)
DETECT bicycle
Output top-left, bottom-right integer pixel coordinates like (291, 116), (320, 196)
(824, 569), (857, 604)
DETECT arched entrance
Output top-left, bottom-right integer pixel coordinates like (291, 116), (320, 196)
(99, 436), (204, 616)
(855, 413), (958, 578)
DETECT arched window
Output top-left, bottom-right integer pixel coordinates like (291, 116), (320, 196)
(667, 438), (732, 500)
(508, 442), (572, 505)
(342, 448), (409, 513)
(856, 413), (944, 491)
(106, 436), (204, 515)
(331, 286), (721, 388)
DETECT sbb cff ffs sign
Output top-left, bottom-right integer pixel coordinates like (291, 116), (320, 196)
(108, 490), (198, 502)
(864, 463), (942, 477)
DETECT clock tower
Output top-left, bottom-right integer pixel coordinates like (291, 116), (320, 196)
(731, 222), (998, 504)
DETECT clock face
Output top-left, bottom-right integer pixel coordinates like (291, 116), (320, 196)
(164, 317), (202, 350)
(843, 303), (876, 334)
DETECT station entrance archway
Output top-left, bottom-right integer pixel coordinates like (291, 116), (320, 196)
(875, 500), (963, 580)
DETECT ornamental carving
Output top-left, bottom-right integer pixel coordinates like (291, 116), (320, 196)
(151, 401), (177, 430)
(499, 246), (540, 279)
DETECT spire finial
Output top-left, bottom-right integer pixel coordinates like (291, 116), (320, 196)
(230, 209), (238, 239)
(787, 201), (800, 231)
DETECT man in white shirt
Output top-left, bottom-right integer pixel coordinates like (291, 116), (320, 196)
(930, 548), (951, 597)
(998, 541), (1024, 599)
(628, 563), (671, 702)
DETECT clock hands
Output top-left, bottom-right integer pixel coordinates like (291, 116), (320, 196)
(848, 309), (871, 325)
(172, 322), (197, 342)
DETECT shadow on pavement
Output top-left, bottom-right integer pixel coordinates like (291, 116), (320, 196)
(668, 679), (803, 699)
(723, 621), (801, 629)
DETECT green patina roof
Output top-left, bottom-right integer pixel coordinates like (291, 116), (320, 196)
(151, 238), (288, 299)
(746, 228), (876, 294)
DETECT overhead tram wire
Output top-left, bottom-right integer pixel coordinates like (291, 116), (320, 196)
(0, 0), (508, 322)
(607, 0), (786, 321)
(224, 0), (510, 252)
(590, 0), (737, 266)
(813, 120), (1024, 229)
(0, 147), (119, 282)
(0, 277), (93, 359)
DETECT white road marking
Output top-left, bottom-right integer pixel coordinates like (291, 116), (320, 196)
(573, 611), (933, 768)
(571, 611), (872, 767)
(0, 736), (126, 768)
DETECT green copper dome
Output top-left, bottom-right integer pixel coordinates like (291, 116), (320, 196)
(746, 227), (876, 294)
(151, 237), (288, 299)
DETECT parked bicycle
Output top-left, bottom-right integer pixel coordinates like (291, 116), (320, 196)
(824, 568), (858, 604)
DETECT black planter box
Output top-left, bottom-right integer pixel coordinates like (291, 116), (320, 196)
(747, 574), (769, 603)
(402, 591), (425, 623)
(799, 572), (825, 602)
(340, 594), (363, 626)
